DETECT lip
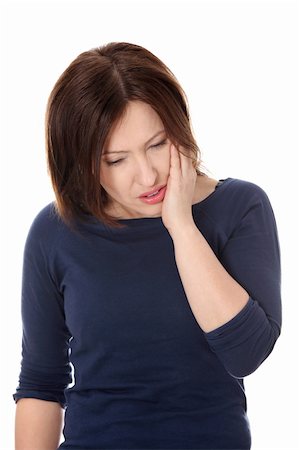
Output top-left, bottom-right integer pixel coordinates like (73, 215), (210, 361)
(139, 185), (167, 205)
(139, 185), (166, 198)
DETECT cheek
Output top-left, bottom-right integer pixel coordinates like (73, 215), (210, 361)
(99, 166), (118, 193)
(99, 167), (109, 189)
(100, 169), (128, 196)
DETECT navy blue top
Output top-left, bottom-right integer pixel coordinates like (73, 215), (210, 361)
(13, 177), (282, 449)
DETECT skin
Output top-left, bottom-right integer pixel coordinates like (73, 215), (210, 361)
(15, 398), (63, 450)
(100, 100), (216, 232)
(161, 143), (198, 233)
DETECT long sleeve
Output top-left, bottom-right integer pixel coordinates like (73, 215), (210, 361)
(204, 184), (282, 378)
(13, 213), (72, 409)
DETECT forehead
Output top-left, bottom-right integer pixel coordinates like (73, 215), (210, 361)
(104, 101), (164, 153)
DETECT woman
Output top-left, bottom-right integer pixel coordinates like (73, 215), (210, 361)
(13, 42), (282, 450)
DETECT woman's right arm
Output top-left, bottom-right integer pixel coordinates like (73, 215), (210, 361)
(15, 398), (64, 450)
(13, 207), (72, 450)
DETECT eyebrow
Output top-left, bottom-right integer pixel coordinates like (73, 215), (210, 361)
(103, 130), (165, 155)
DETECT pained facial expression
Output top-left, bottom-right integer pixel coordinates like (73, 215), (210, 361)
(100, 101), (171, 219)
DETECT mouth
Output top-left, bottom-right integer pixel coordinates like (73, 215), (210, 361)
(138, 185), (167, 204)
(139, 185), (166, 198)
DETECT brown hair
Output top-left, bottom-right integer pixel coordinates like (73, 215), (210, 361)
(45, 41), (205, 230)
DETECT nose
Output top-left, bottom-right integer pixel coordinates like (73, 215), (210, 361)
(135, 154), (158, 186)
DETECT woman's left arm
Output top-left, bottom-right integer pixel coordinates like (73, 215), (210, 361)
(170, 190), (282, 378)
(163, 145), (281, 378)
(171, 223), (250, 334)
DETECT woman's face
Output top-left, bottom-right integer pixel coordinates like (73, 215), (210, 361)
(100, 101), (171, 219)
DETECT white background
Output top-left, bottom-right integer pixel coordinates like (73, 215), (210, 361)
(1, 0), (298, 449)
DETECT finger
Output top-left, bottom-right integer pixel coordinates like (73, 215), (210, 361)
(170, 144), (181, 171)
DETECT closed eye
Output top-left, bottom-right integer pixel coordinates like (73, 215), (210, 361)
(106, 159), (123, 166)
(106, 139), (167, 166)
(150, 139), (167, 148)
